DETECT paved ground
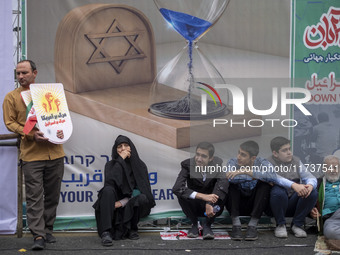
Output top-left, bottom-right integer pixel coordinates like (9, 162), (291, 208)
(0, 227), (320, 255)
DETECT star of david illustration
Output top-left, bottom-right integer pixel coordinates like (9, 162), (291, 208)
(85, 19), (146, 74)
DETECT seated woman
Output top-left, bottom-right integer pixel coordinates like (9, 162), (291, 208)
(93, 135), (155, 246)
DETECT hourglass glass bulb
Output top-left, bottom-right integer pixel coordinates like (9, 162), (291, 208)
(150, 0), (230, 120)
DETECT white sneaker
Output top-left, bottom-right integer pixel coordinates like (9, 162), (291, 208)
(291, 225), (307, 238)
(274, 224), (288, 238)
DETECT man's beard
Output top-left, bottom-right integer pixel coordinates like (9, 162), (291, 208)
(326, 172), (340, 183)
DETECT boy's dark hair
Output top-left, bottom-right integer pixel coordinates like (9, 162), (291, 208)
(18, 59), (37, 72)
(196, 142), (215, 158)
(240, 140), (259, 157)
(270, 136), (290, 153)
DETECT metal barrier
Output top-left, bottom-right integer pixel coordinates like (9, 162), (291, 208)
(0, 133), (22, 237)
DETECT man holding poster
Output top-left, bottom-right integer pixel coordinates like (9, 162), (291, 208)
(2, 60), (65, 250)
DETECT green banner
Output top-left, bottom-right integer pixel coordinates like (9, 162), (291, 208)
(291, 0), (340, 167)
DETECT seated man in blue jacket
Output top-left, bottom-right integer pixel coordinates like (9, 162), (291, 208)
(172, 142), (229, 240)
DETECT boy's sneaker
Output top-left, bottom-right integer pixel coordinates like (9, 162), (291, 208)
(291, 225), (307, 238)
(274, 224), (288, 238)
(230, 225), (243, 241)
(202, 225), (215, 240)
(244, 226), (258, 241)
(187, 225), (199, 238)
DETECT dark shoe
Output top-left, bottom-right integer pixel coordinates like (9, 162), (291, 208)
(187, 225), (199, 238)
(230, 226), (243, 241)
(202, 225), (214, 240)
(245, 226), (258, 241)
(128, 230), (140, 240)
(32, 237), (45, 250)
(46, 233), (56, 243)
(101, 231), (113, 246)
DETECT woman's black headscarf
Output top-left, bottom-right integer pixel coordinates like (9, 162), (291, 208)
(108, 135), (155, 209)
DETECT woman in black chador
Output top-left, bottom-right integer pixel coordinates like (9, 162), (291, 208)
(93, 135), (155, 246)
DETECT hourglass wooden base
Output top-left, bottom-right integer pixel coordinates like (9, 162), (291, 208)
(65, 83), (261, 148)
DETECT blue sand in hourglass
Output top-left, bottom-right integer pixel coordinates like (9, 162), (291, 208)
(149, 6), (228, 119)
(160, 8), (212, 93)
(159, 8), (212, 42)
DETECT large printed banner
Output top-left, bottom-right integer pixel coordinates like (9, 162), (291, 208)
(23, 0), (292, 231)
(0, 1), (17, 234)
(291, 0), (340, 169)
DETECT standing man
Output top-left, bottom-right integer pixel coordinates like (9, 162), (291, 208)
(267, 136), (317, 238)
(312, 112), (339, 164)
(225, 140), (274, 241)
(172, 142), (229, 240)
(3, 60), (65, 250)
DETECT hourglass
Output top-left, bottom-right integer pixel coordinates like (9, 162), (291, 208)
(149, 0), (230, 120)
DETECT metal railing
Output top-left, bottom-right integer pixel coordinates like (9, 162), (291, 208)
(0, 133), (22, 238)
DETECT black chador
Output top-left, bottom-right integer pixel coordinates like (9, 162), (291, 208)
(93, 135), (155, 239)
